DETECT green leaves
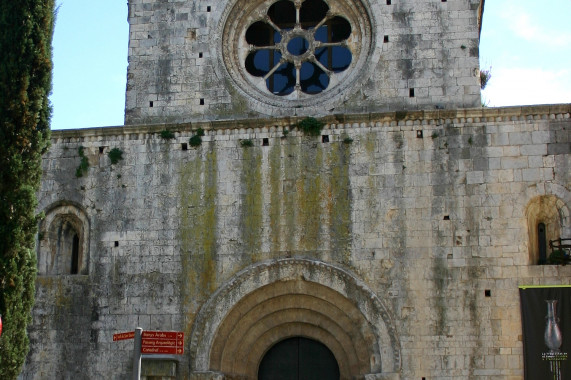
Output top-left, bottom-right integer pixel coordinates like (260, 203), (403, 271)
(0, 0), (54, 377)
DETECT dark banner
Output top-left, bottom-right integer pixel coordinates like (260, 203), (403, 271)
(520, 286), (571, 380)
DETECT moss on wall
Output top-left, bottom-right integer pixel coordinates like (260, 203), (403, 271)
(327, 144), (353, 264)
(240, 146), (263, 263)
(269, 142), (282, 255)
(178, 148), (218, 333)
(297, 141), (323, 253)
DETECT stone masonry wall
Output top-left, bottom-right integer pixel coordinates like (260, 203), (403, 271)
(23, 104), (571, 379)
(124, 0), (482, 125)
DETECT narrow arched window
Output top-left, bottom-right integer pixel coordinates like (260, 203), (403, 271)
(71, 234), (80, 274)
(38, 203), (90, 276)
(538, 223), (547, 264)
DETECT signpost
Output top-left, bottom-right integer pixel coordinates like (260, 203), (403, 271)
(141, 330), (184, 355)
(113, 328), (185, 380)
(113, 331), (135, 341)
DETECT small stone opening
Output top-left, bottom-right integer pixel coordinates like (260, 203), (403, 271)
(322, 135), (329, 143)
(70, 234), (80, 274)
(262, 138), (269, 146)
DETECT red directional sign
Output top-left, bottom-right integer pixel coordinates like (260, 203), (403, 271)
(141, 346), (184, 355)
(113, 331), (135, 341)
(142, 331), (183, 340)
(141, 331), (184, 355)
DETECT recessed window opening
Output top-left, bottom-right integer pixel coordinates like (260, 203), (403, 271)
(181, 143), (188, 151)
(244, 0), (353, 96)
(384, 35), (389, 43)
(115, 241), (119, 247)
(409, 88), (415, 97)
(485, 290), (491, 297)
(538, 222), (547, 264)
(416, 130), (423, 138)
(322, 135), (329, 143)
(149, 101), (154, 107)
(39, 205), (90, 276)
(99, 146), (105, 154)
(71, 234), (80, 274)
(200, 98), (205, 105)
(207, 6), (211, 12)
(262, 138), (269, 146)
(386, 0), (392, 4)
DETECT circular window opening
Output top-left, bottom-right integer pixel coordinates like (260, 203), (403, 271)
(244, 0), (353, 96)
(258, 337), (340, 380)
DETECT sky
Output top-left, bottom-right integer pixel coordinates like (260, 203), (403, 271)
(50, 0), (571, 130)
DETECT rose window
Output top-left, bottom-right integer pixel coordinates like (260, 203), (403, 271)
(244, 0), (353, 96)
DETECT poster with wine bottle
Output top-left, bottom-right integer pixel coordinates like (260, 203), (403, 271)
(520, 286), (571, 380)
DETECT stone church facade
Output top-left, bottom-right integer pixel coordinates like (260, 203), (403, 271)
(22, 0), (571, 379)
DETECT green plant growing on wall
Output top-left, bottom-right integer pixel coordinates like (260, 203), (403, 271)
(240, 139), (254, 147)
(160, 130), (175, 139)
(297, 117), (324, 136)
(468, 136), (473, 146)
(108, 148), (123, 164)
(480, 67), (492, 90)
(431, 132), (439, 139)
(342, 137), (353, 144)
(76, 146), (89, 177)
(189, 128), (205, 147)
(189, 135), (202, 147)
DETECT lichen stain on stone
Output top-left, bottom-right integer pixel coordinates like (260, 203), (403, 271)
(269, 142), (282, 255)
(240, 146), (263, 263)
(177, 148), (218, 333)
(432, 255), (449, 336)
(297, 141), (323, 253)
(327, 144), (353, 264)
(282, 141), (299, 252)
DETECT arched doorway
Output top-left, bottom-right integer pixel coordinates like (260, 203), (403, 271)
(258, 337), (340, 380)
(189, 259), (402, 379)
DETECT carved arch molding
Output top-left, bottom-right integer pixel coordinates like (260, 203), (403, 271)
(189, 258), (401, 379)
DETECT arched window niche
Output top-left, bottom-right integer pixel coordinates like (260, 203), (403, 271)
(525, 195), (570, 265)
(38, 202), (90, 275)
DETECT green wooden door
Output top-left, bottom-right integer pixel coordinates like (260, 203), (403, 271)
(258, 337), (340, 380)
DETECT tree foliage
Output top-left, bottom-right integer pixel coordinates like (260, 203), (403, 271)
(0, 1), (54, 377)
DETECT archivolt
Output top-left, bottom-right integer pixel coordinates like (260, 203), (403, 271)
(189, 258), (401, 379)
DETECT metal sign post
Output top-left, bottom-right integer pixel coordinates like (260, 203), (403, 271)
(113, 328), (184, 379)
(133, 327), (142, 380)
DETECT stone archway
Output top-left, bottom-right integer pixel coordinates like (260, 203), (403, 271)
(189, 258), (401, 379)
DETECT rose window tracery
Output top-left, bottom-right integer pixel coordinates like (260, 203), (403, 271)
(244, 0), (353, 96)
